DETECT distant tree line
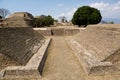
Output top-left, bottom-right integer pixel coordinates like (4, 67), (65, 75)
(33, 15), (54, 27)
(101, 20), (114, 24)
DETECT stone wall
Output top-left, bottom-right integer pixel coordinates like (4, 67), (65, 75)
(34, 28), (52, 36)
(51, 28), (64, 36)
(33, 28), (80, 36)
(73, 26), (120, 61)
(0, 27), (45, 65)
(0, 38), (51, 78)
(67, 26), (120, 74)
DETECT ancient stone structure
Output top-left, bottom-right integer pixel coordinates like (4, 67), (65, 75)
(0, 27), (51, 78)
(1, 24), (120, 79)
(33, 28), (52, 36)
(33, 27), (80, 36)
(9, 12), (33, 19)
(0, 27), (45, 65)
(67, 26), (120, 75)
(0, 39), (51, 78)
(0, 12), (34, 27)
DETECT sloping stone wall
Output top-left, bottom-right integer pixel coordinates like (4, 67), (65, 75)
(0, 27), (45, 65)
(1, 18), (33, 27)
(68, 26), (120, 74)
(73, 26), (120, 61)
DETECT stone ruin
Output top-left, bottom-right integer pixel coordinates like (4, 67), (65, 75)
(0, 27), (51, 78)
(33, 27), (80, 36)
(1, 23), (120, 79)
(0, 12), (34, 27)
(67, 25), (120, 75)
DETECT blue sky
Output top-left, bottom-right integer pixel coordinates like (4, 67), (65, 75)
(0, 0), (120, 20)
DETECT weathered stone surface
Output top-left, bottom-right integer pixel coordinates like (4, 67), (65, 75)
(0, 54), (20, 71)
(74, 26), (120, 61)
(0, 27), (45, 65)
(67, 26), (120, 75)
(52, 28), (64, 36)
(0, 12), (34, 27)
(0, 38), (51, 79)
(9, 12), (33, 19)
(33, 27), (80, 36)
(33, 28), (52, 36)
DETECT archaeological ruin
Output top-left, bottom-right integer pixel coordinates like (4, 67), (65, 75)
(0, 13), (120, 80)
(0, 12), (34, 27)
(0, 27), (51, 78)
(67, 25), (120, 75)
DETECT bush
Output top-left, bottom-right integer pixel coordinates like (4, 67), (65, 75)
(72, 6), (102, 27)
(33, 15), (54, 27)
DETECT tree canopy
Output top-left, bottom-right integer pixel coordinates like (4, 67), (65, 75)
(72, 6), (102, 27)
(33, 15), (54, 27)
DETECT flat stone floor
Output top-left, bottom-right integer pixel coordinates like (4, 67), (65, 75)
(2, 36), (120, 80)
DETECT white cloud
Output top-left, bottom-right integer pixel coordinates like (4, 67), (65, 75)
(58, 8), (77, 20)
(58, 1), (120, 20)
(57, 4), (64, 7)
(90, 2), (109, 11)
(66, 8), (77, 17)
(89, 1), (120, 18)
(58, 13), (65, 17)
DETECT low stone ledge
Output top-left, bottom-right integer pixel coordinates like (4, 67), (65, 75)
(66, 39), (114, 75)
(0, 38), (51, 79)
(33, 28), (80, 36)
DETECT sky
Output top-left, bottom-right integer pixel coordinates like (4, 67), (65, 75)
(0, 0), (120, 20)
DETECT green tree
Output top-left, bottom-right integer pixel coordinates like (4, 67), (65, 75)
(72, 6), (102, 27)
(33, 15), (54, 27)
